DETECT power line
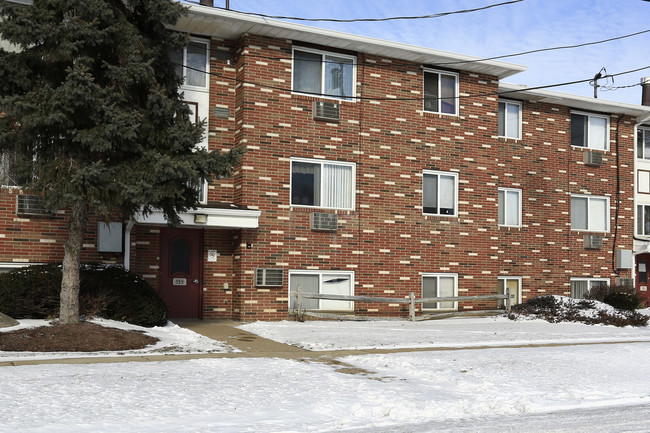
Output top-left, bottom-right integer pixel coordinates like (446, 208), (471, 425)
(215, 0), (524, 23)
(235, 27), (650, 72)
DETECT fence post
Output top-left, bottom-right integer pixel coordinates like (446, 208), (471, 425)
(409, 292), (415, 321)
(296, 285), (304, 322)
(505, 287), (511, 313)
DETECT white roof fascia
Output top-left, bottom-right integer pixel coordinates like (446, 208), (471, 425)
(499, 82), (650, 121)
(174, 4), (526, 80)
(135, 207), (261, 229)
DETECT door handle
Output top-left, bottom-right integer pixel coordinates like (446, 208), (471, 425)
(193, 279), (199, 284)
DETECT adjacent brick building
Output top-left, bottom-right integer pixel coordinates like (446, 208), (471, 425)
(3, 4), (650, 320)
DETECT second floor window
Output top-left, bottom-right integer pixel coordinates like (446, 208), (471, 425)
(571, 194), (609, 232)
(291, 158), (355, 210)
(638, 127), (650, 160)
(571, 112), (609, 151)
(638, 205), (650, 236)
(424, 70), (458, 115)
(498, 100), (521, 139)
(498, 188), (521, 227)
(170, 39), (209, 89)
(292, 48), (355, 100)
(423, 170), (458, 216)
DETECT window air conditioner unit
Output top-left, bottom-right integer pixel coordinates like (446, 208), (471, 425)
(583, 150), (603, 167)
(311, 212), (338, 232)
(255, 268), (284, 287)
(16, 194), (50, 216)
(313, 101), (340, 122)
(583, 234), (603, 250)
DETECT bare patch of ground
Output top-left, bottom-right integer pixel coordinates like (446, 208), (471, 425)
(0, 321), (158, 352)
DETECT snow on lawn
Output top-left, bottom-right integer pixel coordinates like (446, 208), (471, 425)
(0, 318), (235, 361)
(2, 341), (650, 432)
(239, 314), (650, 351)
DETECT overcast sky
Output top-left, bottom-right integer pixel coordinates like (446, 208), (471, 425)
(203, 0), (650, 106)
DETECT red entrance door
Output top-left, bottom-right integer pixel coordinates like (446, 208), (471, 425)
(636, 253), (650, 307)
(159, 228), (203, 318)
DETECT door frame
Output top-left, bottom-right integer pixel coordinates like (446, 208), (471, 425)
(159, 227), (204, 319)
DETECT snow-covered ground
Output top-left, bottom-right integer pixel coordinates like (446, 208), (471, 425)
(2, 315), (650, 432)
(0, 318), (234, 362)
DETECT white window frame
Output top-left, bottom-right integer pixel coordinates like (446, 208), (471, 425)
(422, 273), (458, 311)
(288, 270), (354, 311)
(637, 126), (650, 160)
(290, 158), (355, 210)
(291, 47), (357, 101)
(423, 69), (459, 115)
(570, 111), (610, 151)
(637, 204), (650, 237)
(570, 277), (609, 299)
(174, 37), (210, 91)
(498, 187), (522, 228)
(570, 194), (610, 233)
(422, 170), (459, 217)
(498, 276), (522, 307)
(498, 100), (522, 139)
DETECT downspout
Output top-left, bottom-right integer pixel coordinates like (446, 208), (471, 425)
(123, 220), (135, 271)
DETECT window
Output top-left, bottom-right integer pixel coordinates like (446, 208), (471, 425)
(570, 278), (608, 299)
(637, 127), (650, 160)
(170, 39), (209, 89)
(98, 222), (123, 253)
(289, 271), (353, 311)
(571, 112), (609, 151)
(571, 194), (609, 232)
(498, 100), (521, 139)
(422, 274), (458, 310)
(498, 277), (521, 307)
(498, 188), (521, 227)
(291, 158), (355, 210)
(292, 48), (355, 100)
(637, 205), (650, 236)
(424, 70), (458, 115)
(0, 152), (25, 187)
(423, 171), (458, 216)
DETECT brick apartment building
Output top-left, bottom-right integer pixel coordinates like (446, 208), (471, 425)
(3, 3), (650, 320)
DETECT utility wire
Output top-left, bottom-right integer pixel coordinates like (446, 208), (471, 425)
(213, 0), (524, 22)
(179, 62), (650, 102)
(235, 27), (650, 72)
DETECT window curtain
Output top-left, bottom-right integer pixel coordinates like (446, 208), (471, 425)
(439, 175), (455, 214)
(439, 74), (456, 114)
(324, 55), (353, 99)
(506, 190), (519, 226)
(644, 130), (650, 160)
(506, 103), (519, 138)
(290, 274), (319, 310)
(292, 162), (320, 206)
(293, 50), (321, 94)
(186, 42), (207, 87)
(645, 206), (650, 235)
(438, 276), (455, 309)
(588, 116), (607, 150)
(320, 273), (352, 310)
(323, 164), (352, 208)
(423, 174), (438, 214)
(571, 280), (589, 298)
(589, 198), (607, 231)
(571, 197), (587, 230)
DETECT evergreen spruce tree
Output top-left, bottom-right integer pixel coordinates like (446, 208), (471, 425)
(0, 0), (241, 323)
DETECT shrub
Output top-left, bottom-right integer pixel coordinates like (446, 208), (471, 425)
(0, 264), (168, 327)
(585, 285), (644, 311)
(508, 294), (648, 327)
